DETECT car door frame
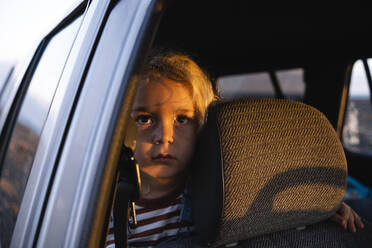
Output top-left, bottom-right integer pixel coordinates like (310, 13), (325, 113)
(7, 0), (123, 246)
(10, 0), (163, 247)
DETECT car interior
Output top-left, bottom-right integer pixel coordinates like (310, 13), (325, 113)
(151, 1), (372, 190)
(1, 0), (372, 247)
(114, 0), (372, 246)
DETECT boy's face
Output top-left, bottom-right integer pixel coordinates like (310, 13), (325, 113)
(131, 77), (197, 180)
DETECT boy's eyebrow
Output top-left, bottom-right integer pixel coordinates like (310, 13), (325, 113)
(131, 107), (194, 113)
(131, 106), (148, 112)
(175, 108), (195, 114)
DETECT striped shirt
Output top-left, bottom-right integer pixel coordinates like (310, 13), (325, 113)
(106, 187), (194, 247)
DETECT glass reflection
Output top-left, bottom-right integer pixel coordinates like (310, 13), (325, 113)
(0, 16), (81, 247)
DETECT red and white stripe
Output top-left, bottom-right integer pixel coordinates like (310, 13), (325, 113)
(105, 193), (194, 248)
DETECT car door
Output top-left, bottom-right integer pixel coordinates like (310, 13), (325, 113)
(0, 2), (88, 247)
(0, 0), (162, 247)
(35, 0), (162, 247)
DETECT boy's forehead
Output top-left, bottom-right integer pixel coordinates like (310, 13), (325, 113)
(132, 78), (194, 111)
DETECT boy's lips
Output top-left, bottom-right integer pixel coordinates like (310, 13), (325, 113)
(152, 153), (175, 163)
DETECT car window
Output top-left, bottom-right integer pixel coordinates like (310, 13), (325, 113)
(276, 68), (305, 100)
(0, 15), (81, 247)
(217, 68), (305, 100)
(0, 63), (14, 99)
(217, 72), (275, 99)
(342, 59), (372, 155)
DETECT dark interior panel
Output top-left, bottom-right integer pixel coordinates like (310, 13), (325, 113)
(153, 0), (372, 191)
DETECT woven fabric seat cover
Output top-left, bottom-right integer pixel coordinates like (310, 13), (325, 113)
(191, 99), (348, 247)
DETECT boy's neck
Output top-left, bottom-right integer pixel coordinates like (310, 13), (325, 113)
(140, 173), (186, 200)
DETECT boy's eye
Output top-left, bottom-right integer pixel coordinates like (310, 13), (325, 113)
(175, 115), (192, 125)
(136, 115), (153, 125)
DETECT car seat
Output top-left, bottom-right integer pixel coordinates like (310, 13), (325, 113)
(186, 98), (372, 247)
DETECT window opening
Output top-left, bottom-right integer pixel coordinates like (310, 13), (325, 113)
(269, 70), (285, 99)
(342, 59), (372, 155)
(217, 72), (275, 99)
(361, 59), (372, 106)
(217, 68), (305, 101)
(275, 68), (305, 101)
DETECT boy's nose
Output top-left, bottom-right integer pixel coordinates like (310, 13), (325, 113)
(152, 120), (174, 144)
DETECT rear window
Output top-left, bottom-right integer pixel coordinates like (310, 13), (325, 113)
(217, 68), (305, 100)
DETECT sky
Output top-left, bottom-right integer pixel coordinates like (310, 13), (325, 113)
(350, 60), (371, 98)
(0, 0), (82, 131)
(0, 0), (80, 63)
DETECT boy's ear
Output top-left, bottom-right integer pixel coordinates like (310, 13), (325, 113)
(124, 117), (137, 150)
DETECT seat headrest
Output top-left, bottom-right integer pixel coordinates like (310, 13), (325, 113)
(190, 99), (347, 247)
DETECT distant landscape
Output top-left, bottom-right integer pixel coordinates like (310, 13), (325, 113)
(343, 99), (372, 155)
(0, 122), (38, 246)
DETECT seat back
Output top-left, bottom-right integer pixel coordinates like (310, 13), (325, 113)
(190, 99), (348, 247)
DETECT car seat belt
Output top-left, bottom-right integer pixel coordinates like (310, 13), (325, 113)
(113, 146), (141, 248)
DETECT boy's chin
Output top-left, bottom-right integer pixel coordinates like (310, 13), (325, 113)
(141, 164), (185, 180)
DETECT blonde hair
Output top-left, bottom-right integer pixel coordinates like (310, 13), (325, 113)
(141, 50), (217, 128)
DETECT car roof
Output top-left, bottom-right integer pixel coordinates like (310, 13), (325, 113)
(155, 1), (372, 76)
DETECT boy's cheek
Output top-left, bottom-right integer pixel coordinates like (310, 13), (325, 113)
(124, 117), (138, 150)
(136, 130), (153, 143)
(133, 141), (148, 164)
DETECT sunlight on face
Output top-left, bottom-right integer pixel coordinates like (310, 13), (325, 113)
(131, 77), (197, 180)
